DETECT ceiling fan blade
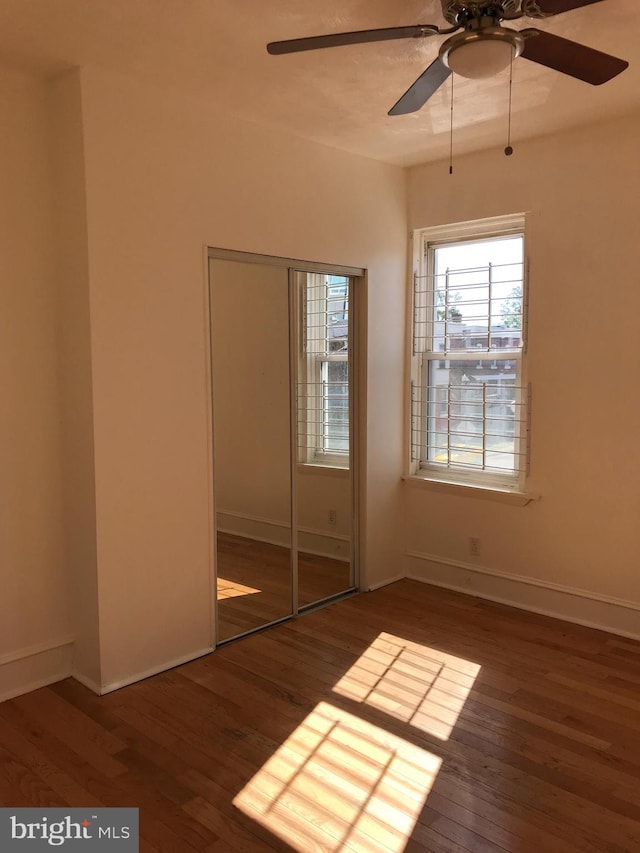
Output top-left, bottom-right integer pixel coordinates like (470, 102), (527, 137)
(388, 60), (451, 116)
(520, 29), (628, 84)
(532, 0), (604, 13)
(267, 24), (439, 55)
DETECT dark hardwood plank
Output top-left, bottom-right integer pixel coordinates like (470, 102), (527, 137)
(2, 579), (640, 852)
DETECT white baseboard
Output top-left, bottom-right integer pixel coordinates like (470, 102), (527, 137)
(0, 638), (75, 703)
(75, 646), (215, 696)
(367, 573), (406, 592)
(405, 551), (640, 641)
(217, 510), (291, 548)
(298, 527), (350, 562)
(217, 510), (350, 561)
(70, 670), (103, 696)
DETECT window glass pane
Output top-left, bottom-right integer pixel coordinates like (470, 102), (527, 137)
(327, 276), (349, 349)
(432, 236), (523, 354)
(322, 361), (349, 453)
(426, 359), (518, 474)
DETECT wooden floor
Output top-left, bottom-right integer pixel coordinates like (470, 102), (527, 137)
(2, 580), (640, 852)
(217, 532), (352, 639)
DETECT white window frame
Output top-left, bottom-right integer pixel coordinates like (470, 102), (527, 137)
(409, 214), (529, 492)
(298, 273), (350, 469)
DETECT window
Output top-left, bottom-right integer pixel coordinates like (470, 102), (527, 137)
(410, 215), (529, 490)
(298, 273), (350, 466)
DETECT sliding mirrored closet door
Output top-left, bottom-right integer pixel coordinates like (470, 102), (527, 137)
(209, 252), (360, 644)
(210, 259), (293, 642)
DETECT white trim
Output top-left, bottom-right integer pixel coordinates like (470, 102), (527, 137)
(216, 527), (285, 548)
(217, 510), (350, 560)
(410, 215), (529, 492)
(204, 248), (217, 651)
(0, 636), (74, 667)
(366, 573), (406, 592)
(76, 647), (215, 696)
(405, 551), (640, 641)
(289, 267), (300, 616)
(297, 463), (349, 478)
(402, 474), (537, 506)
(0, 639), (75, 704)
(71, 670), (103, 696)
(417, 213), (526, 244)
(298, 527), (350, 563)
(217, 510), (291, 548)
(218, 508), (290, 529)
(207, 246), (364, 278)
(299, 526), (349, 543)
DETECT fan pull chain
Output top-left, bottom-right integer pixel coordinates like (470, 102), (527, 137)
(449, 73), (454, 175)
(505, 52), (514, 157)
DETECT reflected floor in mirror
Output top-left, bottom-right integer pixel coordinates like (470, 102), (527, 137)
(217, 532), (351, 640)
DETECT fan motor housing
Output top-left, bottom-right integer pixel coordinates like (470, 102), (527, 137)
(440, 1), (522, 25)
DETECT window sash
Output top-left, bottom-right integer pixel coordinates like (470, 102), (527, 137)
(412, 359), (527, 483)
(319, 355), (349, 457)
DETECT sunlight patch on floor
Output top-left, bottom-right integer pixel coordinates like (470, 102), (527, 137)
(233, 701), (441, 852)
(217, 578), (262, 599)
(332, 632), (481, 740)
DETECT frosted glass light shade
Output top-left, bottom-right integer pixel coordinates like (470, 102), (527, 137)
(447, 39), (515, 79)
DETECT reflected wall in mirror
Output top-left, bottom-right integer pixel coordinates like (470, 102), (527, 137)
(295, 272), (354, 607)
(210, 259), (292, 641)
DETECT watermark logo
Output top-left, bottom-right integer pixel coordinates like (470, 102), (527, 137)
(0, 809), (138, 850)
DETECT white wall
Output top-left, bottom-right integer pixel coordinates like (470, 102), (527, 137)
(0, 70), (72, 700)
(405, 114), (640, 633)
(77, 65), (407, 690)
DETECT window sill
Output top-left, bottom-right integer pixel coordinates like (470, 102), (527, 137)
(402, 474), (538, 506)
(297, 463), (349, 478)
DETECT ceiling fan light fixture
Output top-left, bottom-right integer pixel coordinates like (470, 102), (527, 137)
(440, 27), (525, 79)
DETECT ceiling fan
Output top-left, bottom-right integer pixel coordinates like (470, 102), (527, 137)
(267, 0), (628, 116)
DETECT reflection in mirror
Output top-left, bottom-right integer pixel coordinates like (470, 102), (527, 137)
(210, 259), (293, 641)
(295, 272), (354, 607)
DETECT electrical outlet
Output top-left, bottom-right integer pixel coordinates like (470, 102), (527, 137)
(469, 537), (481, 557)
(328, 509), (337, 526)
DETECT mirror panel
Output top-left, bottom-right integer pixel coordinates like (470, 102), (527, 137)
(210, 259), (292, 641)
(295, 272), (354, 607)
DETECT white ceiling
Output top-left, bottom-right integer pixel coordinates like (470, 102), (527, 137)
(0, 0), (638, 165)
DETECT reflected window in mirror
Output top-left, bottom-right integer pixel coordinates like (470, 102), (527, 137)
(298, 274), (350, 468)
